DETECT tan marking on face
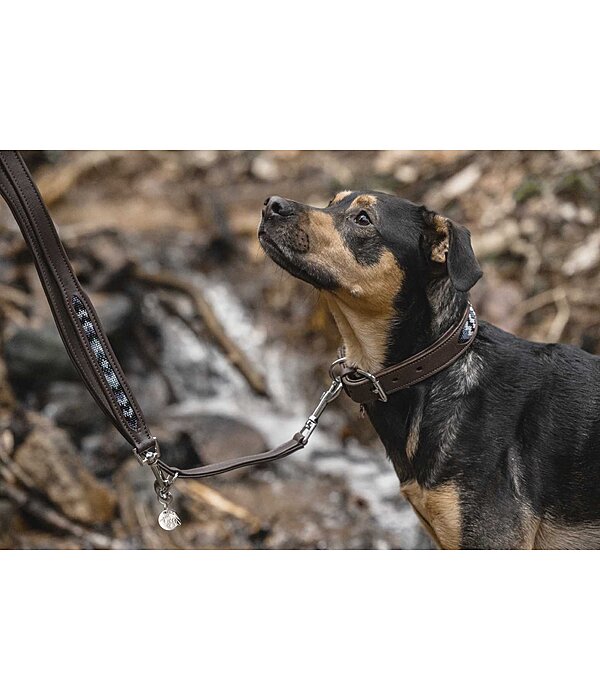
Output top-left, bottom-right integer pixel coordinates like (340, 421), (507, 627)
(401, 481), (461, 549)
(350, 194), (377, 210)
(331, 191), (352, 205)
(302, 209), (404, 372)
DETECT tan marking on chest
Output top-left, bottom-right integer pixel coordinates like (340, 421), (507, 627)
(326, 294), (396, 372)
(401, 481), (462, 549)
(534, 519), (600, 549)
(405, 404), (423, 462)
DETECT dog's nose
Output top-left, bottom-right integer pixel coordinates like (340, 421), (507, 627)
(263, 195), (295, 219)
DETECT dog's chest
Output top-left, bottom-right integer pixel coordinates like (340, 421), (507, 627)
(400, 480), (461, 549)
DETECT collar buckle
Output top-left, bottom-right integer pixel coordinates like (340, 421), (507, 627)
(348, 367), (388, 402)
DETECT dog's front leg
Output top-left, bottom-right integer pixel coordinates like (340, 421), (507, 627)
(459, 496), (539, 550)
(401, 480), (462, 549)
(402, 480), (539, 549)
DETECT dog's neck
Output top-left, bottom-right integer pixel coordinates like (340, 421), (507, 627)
(327, 277), (467, 373)
(325, 295), (393, 372)
(373, 277), (473, 485)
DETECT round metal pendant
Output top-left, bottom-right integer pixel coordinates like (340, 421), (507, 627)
(158, 508), (182, 531)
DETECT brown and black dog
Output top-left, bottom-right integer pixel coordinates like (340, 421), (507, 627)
(259, 190), (600, 549)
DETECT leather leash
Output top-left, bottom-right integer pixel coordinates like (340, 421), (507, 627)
(0, 150), (478, 530)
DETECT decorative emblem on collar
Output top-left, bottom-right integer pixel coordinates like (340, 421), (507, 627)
(458, 304), (477, 344)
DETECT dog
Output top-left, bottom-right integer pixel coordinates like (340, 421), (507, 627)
(258, 190), (600, 549)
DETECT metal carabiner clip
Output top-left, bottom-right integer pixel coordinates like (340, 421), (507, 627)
(299, 373), (344, 443)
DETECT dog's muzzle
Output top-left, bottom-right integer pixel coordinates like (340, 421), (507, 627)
(260, 196), (309, 254)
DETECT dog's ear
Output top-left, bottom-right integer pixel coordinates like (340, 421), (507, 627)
(421, 207), (482, 292)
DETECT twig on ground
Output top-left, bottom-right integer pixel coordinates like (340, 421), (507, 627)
(179, 480), (265, 534)
(515, 288), (563, 318)
(0, 479), (119, 549)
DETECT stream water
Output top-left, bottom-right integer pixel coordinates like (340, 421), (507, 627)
(152, 271), (430, 549)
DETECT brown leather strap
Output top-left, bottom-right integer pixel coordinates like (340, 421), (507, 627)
(340, 303), (478, 404)
(0, 150), (309, 478)
(157, 435), (306, 478)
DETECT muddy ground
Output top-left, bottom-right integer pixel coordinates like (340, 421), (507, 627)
(0, 150), (599, 549)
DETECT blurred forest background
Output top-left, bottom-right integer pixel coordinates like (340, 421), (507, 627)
(0, 150), (599, 549)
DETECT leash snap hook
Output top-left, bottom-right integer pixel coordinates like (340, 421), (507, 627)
(152, 467), (181, 531)
(299, 375), (343, 444)
(135, 438), (182, 530)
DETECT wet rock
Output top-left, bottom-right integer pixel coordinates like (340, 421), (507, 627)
(5, 326), (77, 385)
(79, 431), (133, 479)
(166, 413), (268, 466)
(43, 382), (106, 436)
(13, 414), (117, 524)
(4, 293), (133, 387)
(88, 293), (133, 336)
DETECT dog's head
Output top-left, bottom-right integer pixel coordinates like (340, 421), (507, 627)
(258, 190), (481, 370)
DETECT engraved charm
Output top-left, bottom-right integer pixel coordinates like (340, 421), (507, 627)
(158, 508), (181, 531)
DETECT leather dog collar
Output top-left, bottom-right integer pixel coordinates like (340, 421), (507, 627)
(338, 303), (478, 405)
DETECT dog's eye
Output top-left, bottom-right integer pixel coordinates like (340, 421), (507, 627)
(354, 211), (372, 226)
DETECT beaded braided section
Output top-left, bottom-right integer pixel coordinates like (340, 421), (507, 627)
(72, 294), (139, 430)
(458, 304), (477, 344)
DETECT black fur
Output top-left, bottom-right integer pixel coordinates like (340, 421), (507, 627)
(260, 191), (600, 548)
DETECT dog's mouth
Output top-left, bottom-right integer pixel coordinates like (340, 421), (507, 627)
(258, 228), (299, 275)
(258, 224), (338, 290)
